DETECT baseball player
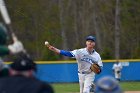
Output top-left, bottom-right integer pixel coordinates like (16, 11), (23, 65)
(112, 61), (123, 81)
(0, 23), (25, 77)
(45, 35), (103, 93)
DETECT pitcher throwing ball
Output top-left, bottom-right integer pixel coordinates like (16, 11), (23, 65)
(45, 35), (103, 93)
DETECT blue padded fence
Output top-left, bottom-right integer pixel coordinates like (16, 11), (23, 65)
(35, 61), (140, 83)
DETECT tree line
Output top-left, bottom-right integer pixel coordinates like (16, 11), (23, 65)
(2, 0), (140, 60)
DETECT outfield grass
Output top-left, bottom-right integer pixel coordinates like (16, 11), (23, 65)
(52, 83), (79, 93)
(120, 82), (140, 91)
(52, 82), (140, 93)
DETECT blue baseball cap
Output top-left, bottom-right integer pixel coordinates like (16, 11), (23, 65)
(86, 36), (96, 42)
(95, 76), (123, 93)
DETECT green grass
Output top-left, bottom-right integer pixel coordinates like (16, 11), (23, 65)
(52, 83), (79, 93)
(52, 82), (140, 93)
(120, 82), (140, 91)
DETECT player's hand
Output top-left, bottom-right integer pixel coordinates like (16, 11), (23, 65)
(90, 63), (101, 74)
(48, 45), (56, 51)
(44, 41), (60, 54)
(8, 40), (25, 54)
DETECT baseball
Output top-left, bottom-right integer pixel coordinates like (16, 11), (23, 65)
(45, 41), (49, 45)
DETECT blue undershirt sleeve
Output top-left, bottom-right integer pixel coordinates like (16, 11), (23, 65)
(60, 50), (74, 57)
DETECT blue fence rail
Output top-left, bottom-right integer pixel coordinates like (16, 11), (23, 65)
(35, 61), (140, 83)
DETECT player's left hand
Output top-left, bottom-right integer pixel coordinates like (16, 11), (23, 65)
(90, 63), (101, 74)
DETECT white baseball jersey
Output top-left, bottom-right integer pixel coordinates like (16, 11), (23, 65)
(112, 63), (122, 72)
(70, 48), (103, 73)
(112, 63), (122, 79)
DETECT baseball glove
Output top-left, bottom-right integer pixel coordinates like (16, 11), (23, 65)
(90, 64), (101, 74)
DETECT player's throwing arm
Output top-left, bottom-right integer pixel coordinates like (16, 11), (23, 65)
(44, 41), (60, 54)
